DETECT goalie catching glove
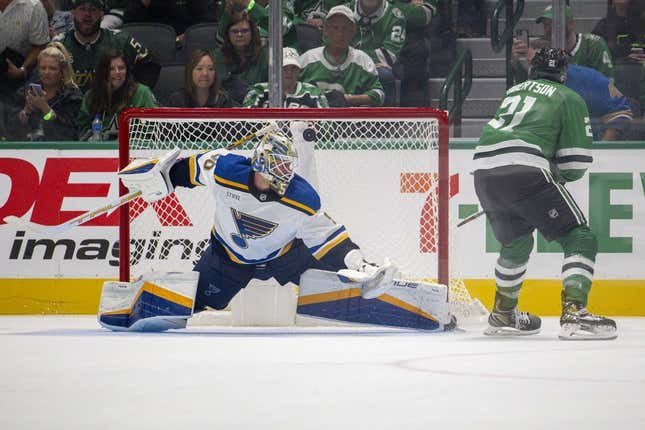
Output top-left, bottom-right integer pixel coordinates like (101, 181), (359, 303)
(339, 249), (398, 299)
(118, 147), (181, 202)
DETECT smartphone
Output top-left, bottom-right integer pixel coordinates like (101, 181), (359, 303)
(28, 83), (44, 95)
(516, 29), (530, 47)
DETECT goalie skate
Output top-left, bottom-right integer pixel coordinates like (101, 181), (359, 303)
(559, 302), (617, 340)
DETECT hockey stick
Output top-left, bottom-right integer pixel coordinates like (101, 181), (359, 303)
(456, 210), (485, 227)
(3, 190), (142, 235)
(3, 122), (279, 235)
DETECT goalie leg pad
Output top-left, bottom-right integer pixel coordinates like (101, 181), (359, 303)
(298, 269), (451, 331)
(98, 272), (199, 332)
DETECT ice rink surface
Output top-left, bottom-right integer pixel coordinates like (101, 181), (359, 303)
(1, 315), (644, 430)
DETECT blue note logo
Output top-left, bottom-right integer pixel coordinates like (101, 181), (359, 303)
(230, 208), (278, 248)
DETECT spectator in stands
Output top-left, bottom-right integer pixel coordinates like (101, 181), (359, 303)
(215, 13), (269, 105)
(293, 0), (345, 52)
(299, 5), (384, 107)
(0, 0), (50, 139)
(351, 0), (406, 106)
(54, 0), (160, 93)
(393, 0), (437, 104)
(101, 0), (127, 30)
(534, 4), (615, 79)
(78, 48), (157, 140)
(593, 0), (645, 114)
(168, 49), (235, 108)
(243, 47), (329, 108)
(11, 42), (82, 141)
(592, 0), (645, 66)
(41, 0), (75, 38)
(218, 0), (299, 47)
(455, 0), (485, 37)
(526, 38), (633, 141)
(123, 0), (215, 43)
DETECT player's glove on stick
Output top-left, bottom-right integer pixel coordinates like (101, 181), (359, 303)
(339, 250), (398, 299)
(118, 147), (181, 203)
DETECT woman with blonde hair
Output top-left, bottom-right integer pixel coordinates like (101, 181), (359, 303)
(168, 49), (235, 108)
(13, 41), (83, 141)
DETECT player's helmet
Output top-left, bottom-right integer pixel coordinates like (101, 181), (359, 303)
(529, 47), (568, 83)
(251, 130), (298, 196)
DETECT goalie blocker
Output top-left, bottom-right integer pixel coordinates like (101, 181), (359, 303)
(98, 270), (453, 332)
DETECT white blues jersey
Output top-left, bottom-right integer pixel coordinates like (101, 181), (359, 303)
(171, 151), (348, 264)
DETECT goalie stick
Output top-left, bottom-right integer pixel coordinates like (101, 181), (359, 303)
(3, 123), (279, 235)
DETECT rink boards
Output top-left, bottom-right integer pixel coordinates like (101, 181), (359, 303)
(1, 142), (644, 315)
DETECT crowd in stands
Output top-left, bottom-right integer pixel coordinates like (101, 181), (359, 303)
(0, 0), (644, 142)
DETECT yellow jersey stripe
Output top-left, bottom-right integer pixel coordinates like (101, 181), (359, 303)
(280, 196), (316, 215)
(313, 231), (350, 260)
(188, 155), (202, 186)
(214, 174), (249, 191)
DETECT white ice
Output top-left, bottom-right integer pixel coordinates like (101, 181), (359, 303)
(1, 316), (644, 430)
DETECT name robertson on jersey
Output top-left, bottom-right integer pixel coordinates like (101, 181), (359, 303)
(508, 80), (557, 97)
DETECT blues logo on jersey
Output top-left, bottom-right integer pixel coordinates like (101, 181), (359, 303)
(230, 208), (278, 248)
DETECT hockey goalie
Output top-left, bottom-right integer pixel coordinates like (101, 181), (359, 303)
(99, 122), (453, 332)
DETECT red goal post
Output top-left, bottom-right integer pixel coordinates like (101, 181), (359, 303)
(118, 107), (450, 289)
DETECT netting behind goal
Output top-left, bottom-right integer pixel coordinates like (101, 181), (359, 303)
(118, 108), (483, 319)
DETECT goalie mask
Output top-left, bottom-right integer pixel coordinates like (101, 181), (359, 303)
(529, 47), (568, 83)
(251, 131), (298, 196)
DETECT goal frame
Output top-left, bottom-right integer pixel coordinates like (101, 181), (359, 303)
(118, 107), (450, 285)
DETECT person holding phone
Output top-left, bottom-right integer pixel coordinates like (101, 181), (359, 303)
(12, 41), (82, 141)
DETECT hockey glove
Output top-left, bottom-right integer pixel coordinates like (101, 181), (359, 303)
(339, 249), (398, 299)
(118, 147), (181, 203)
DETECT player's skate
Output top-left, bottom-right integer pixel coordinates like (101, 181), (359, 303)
(484, 307), (541, 336)
(559, 301), (617, 340)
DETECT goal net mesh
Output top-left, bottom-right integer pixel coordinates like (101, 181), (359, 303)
(122, 109), (485, 321)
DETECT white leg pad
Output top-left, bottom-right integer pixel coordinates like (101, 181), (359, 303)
(98, 272), (199, 332)
(298, 269), (452, 331)
(230, 279), (298, 327)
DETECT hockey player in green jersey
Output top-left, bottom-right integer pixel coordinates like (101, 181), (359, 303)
(473, 48), (617, 340)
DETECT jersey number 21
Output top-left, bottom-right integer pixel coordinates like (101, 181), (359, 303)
(487, 95), (536, 131)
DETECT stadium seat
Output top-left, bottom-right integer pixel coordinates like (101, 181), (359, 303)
(154, 63), (185, 106)
(179, 23), (219, 61)
(121, 22), (177, 64)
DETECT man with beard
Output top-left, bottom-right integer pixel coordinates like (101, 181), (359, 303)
(53, 0), (160, 93)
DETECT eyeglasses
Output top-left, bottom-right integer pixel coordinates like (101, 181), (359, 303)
(229, 28), (250, 36)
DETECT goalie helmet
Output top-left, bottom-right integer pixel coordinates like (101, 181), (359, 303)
(251, 130), (298, 196)
(529, 47), (568, 83)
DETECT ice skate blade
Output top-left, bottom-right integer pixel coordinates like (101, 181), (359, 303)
(483, 326), (540, 336)
(558, 323), (618, 340)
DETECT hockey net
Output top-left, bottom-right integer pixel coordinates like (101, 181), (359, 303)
(118, 108), (486, 322)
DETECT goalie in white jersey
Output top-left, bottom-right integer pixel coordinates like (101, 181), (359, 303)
(116, 123), (397, 318)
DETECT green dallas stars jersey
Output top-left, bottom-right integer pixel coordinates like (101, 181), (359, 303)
(243, 81), (329, 108)
(53, 29), (155, 93)
(299, 46), (385, 106)
(349, 0), (406, 66)
(475, 78), (593, 182)
(569, 33), (614, 80)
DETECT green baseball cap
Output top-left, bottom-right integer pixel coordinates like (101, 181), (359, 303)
(535, 5), (573, 23)
(71, 0), (106, 10)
